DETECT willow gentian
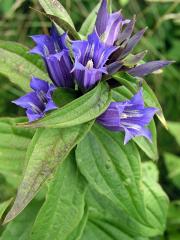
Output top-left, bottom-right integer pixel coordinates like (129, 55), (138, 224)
(30, 26), (74, 88)
(96, 0), (172, 77)
(97, 89), (158, 144)
(12, 77), (57, 122)
(72, 30), (117, 90)
(95, 0), (129, 46)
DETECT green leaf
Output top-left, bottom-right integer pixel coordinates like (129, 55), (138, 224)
(76, 124), (168, 237)
(0, 40), (45, 71)
(79, 3), (100, 36)
(112, 72), (168, 129)
(0, 41), (49, 92)
(0, 118), (34, 188)
(21, 82), (111, 129)
(112, 86), (158, 160)
(113, 73), (138, 94)
(167, 121), (180, 146)
(0, 200), (42, 240)
(39, 0), (80, 39)
(0, 199), (12, 219)
(164, 153), (180, 188)
(30, 152), (87, 240)
(142, 179), (169, 235)
(47, 14), (80, 40)
(53, 88), (79, 108)
(81, 220), (130, 240)
(142, 162), (159, 183)
(133, 120), (158, 160)
(84, 187), (151, 240)
(142, 161), (169, 234)
(3, 121), (93, 223)
(81, 218), (149, 240)
(67, 207), (88, 240)
(142, 81), (168, 129)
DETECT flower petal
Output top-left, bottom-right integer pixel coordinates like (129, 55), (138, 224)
(103, 12), (123, 46)
(44, 101), (58, 112)
(12, 92), (42, 109)
(123, 126), (152, 144)
(127, 60), (173, 77)
(117, 16), (136, 45)
(30, 35), (55, 57)
(26, 109), (44, 122)
(106, 61), (123, 74)
(95, 0), (109, 36)
(97, 102), (125, 131)
(123, 51), (147, 67)
(119, 28), (147, 59)
(45, 51), (74, 88)
(30, 26), (68, 57)
(30, 77), (49, 92)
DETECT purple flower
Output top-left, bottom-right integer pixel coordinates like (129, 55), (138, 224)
(30, 26), (74, 88)
(12, 77), (57, 122)
(95, 0), (172, 77)
(72, 30), (117, 90)
(97, 89), (158, 144)
(95, 0), (129, 46)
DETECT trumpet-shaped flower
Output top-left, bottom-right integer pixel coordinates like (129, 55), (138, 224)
(97, 89), (158, 144)
(30, 26), (74, 88)
(12, 77), (57, 122)
(72, 30), (117, 90)
(95, 0), (129, 46)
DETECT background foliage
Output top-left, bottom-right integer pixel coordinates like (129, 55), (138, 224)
(0, 0), (179, 239)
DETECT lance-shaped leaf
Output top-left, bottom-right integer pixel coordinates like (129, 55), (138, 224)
(30, 152), (87, 240)
(66, 207), (88, 240)
(79, 3), (101, 36)
(142, 163), (169, 234)
(0, 199), (12, 219)
(81, 163), (168, 239)
(81, 218), (149, 240)
(1, 200), (43, 240)
(113, 72), (168, 129)
(76, 124), (168, 237)
(0, 118), (34, 188)
(20, 82), (111, 129)
(0, 41), (49, 92)
(142, 80), (168, 129)
(3, 121), (93, 224)
(133, 120), (158, 160)
(39, 0), (80, 39)
(112, 86), (158, 160)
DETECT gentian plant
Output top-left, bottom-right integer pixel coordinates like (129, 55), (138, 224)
(0, 0), (174, 239)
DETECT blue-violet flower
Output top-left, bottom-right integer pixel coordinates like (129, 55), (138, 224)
(97, 89), (158, 144)
(12, 77), (57, 122)
(72, 30), (117, 90)
(95, 0), (129, 46)
(30, 26), (74, 88)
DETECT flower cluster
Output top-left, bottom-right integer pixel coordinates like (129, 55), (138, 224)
(13, 0), (172, 144)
